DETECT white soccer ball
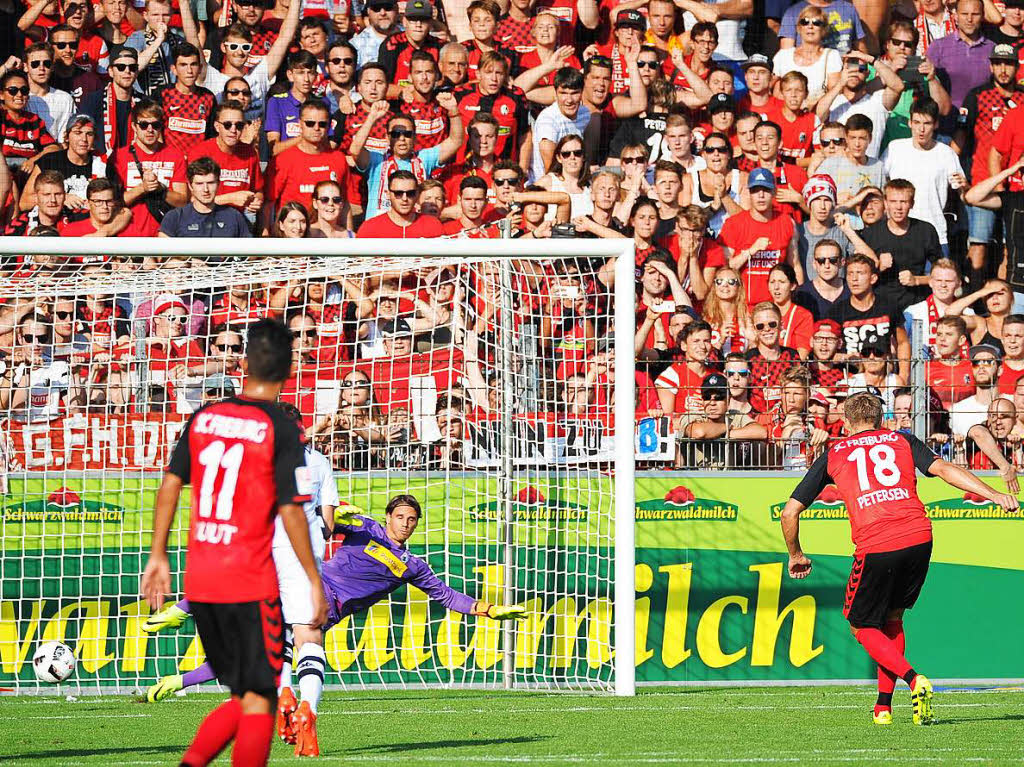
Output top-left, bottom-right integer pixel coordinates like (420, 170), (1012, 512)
(33, 641), (76, 684)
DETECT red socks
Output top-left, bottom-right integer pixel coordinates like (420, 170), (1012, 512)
(181, 698), (242, 767)
(857, 626), (913, 682)
(875, 619), (906, 706)
(232, 713), (275, 767)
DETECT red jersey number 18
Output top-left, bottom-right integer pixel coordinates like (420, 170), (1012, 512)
(847, 444), (902, 491)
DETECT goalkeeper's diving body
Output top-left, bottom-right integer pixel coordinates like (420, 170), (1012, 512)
(144, 493), (525, 755)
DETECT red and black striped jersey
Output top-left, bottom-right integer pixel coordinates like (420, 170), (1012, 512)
(156, 85), (217, 156)
(959, 83), (1020, 185)
(494, 14), (536, 54)
(377, 33), (441, 88)
(0, 110), (55, 160)
(454, 86), (529, 160)
(399, 97), (449, 150)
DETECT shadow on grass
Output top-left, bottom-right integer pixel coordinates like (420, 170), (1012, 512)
(347, 736), (550, 754)
(15, 745), (186, 760)
(931, 713), (1024, 726)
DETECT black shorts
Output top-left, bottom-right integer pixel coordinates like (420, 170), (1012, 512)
(843, 541), (932, 629)
(190, 598), (284, 697)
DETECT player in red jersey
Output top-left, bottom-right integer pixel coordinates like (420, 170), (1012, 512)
(142, 318), (326, 767)
(781, 392), (1019, 727)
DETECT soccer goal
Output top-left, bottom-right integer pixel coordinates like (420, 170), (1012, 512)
(0, 237), (636, 696)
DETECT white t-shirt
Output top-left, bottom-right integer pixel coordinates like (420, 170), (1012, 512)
(826, 88), (891, 159)
(903, 297), (973, 350)
(201, 59), (272, 121)
(881, 138), (964, 245)
(530, 102), (591, 182)
(772, 47), (842, 99)
(29, 89), (74, 143)
(950, 394), (1011, 436)
(684, 7), (745, 62)
(11, 360), (70, 423)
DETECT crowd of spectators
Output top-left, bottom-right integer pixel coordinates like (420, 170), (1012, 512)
(3, 0), (1024, 473)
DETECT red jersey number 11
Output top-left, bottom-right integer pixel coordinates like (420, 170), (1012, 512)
(196, 441), (244, 544)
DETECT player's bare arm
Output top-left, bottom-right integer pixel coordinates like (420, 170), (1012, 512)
(927, 458), (1020, 513)
(141, 472), (184, 611)
(780, 498), (812, 579)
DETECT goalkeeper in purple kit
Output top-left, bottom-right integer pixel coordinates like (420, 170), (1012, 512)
(144, 493), (525, 752)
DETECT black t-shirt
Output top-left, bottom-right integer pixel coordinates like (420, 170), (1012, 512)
(36, 150), (101, 200)
(1001, 191), (1024, 291)
(576, 214), (627, 239)
(860, 218), (942, 311)
(609, 112), (667, 160)
(982, 24), (1020, 47)
(826, 294), (902, 356)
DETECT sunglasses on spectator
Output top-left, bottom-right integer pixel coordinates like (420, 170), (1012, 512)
(863, 348), (887, 358)
(293, 328), (317, 337)
(390, 128), (415, 139)
(234, 0), (261, 5)
(317, 195), (343, 204)
(703, 145), (729, 155)
(52, 41), (75, 49)
(390, 188), (417, 198)
(820, 137), (845, 147)
(225, 87), (251, 96)
(225, 42), (253, 52)
(329, 56), (355, 65)
(815, 256), (842, 265)
(493, 177), (517, 186)
(588, 55), (612, 67)
(799, 18), (826, 26)
(972, 358), (998, 366)
(559, 149), (584, 158)
(637, 60), (659, 69)
(111, 63), (138, 73)
(219, 120), (246, 130)
(620, 156), (645, 164)
(890, 38), (915, 49)
(29, 59), (53, 69)
(714, 277), (739, 286)
(21, 332), (49, 343)
(214, 343), (243, 352)
(55, 310), (73, 320)
(726, 369), (750, 377)
(5, 86), (29, 96)
(755, 321), (779, 331)
(136, 119), (163, 130)
(341, 379), (370, 388)
(162, 314), (188, 323)
(368, 2), (396, 10)
(304, 119), (329, 128)
(703, 393), (727, 402)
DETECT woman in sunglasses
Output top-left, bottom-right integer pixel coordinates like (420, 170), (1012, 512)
(308, 179), (352, 238)
(535, 134), (592, 219)
(772, 5), (841, 103)
(683, 131), (744, 238)
(702, 266), (751, 355)
(0, 70), (56, 175)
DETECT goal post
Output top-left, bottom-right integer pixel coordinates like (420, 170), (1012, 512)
(0, 237), (636, 696)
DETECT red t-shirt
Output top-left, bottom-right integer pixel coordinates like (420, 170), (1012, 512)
(777, 109), (818, 162)
(187, 138), (263, 208)
(655, 361), (708, 414)
(717, 210), (795, 305)
(595, 42), (633, 95)
(357, 348), (464, 413)
(436, 163), (496, 205)
(738, 95), (784, 122)
(399, 97), (450, 151)
(990, 104), (1024, 191)
(108, 142), (187, 237)
(58, 211), (157, 238)
(168, 397), (310, 602)
(927, 358), (975, 408)
(264, 144), (350, 209)
(356, 212), (445, 238)
(780, 303), (814, 352)
(518, 49), (582, 87)
(795, 429), (935, 555)
(998, 362), (1024, 395)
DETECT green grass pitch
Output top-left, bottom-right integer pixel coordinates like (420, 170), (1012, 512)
(2, 686), (1023, 765)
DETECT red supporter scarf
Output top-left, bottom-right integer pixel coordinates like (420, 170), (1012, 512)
(915, 11), (957, 55)
(376, 152), (425, 212)
(102, 83), (134, 160)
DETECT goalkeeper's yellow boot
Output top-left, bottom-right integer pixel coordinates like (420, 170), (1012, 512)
(146, 674), (183, 703)
(873, 709), (893, 726)
(293, 701), (320, 757)
(141, 604), (189, 633)
(277, 686), (298, 744)
(911, 674), (935, 725)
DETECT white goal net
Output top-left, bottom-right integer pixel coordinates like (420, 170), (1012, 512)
(0, 238), (635, 696)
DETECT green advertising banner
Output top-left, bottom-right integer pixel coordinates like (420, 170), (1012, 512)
(1, 473), (1022, 689)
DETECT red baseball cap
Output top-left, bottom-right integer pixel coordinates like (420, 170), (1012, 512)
(812, 320), (840, 338)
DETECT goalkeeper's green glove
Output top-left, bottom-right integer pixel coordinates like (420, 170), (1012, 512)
(334, 501), (366, 527)
(485, 603), (527, 621)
